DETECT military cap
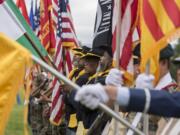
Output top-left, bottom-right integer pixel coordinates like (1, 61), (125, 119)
(81, 48), (103, 59)
(72, 47), (83, 56)
(160, 44), (174, 60)
(72, 47), (82, 52)
(82, 46), (91, 54)
(133, 43), (140, 58)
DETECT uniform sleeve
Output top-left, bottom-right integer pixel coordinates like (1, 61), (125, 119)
(116, 87), (130, 107)
(126, 89), (146, 113)
(148, 90), (180, 117)
(126, 89), (180, 118)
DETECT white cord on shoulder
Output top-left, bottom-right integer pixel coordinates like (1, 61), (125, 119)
(143, 88), (151, 113)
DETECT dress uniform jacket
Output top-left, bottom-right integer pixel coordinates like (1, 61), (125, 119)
(64, 70), (90, 129)
(79, 69), (111, 129)
(67, 72), (91, 121)
(150, 72), (177, 133)
(126, 88), (180, 118)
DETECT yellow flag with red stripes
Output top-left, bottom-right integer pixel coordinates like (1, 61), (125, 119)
(140, 0), (180, 78)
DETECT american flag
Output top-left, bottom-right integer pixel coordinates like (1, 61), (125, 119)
(50, 0), (78, 125)
(34, 0), (40, 35)
(112, 0), (138, 85)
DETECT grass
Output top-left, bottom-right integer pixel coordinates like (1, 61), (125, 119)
(4, 91), (32, 135)
(4, 103), (25, 135)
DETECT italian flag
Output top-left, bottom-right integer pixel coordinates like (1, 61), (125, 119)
(0, 0), (47, 57)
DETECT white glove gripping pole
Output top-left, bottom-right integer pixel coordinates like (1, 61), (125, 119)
(32, 55), (144, 135)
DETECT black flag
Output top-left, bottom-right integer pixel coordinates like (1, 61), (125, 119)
(92, 0), (113, 48)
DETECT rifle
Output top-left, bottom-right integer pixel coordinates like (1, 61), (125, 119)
(41, 87), (53, 97)
(31, 78), (49, 97)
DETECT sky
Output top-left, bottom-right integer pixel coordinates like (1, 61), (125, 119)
(69, 0), (97, 46)
(14, 0), (178, 48)
(19, 0), (97, 47)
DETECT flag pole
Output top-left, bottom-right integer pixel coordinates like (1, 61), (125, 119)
(143, 60), (150, 134)
(2, 2), (58, 71)
(114, 0), (122, 134)
(25, 33), (64, 85)
(24, 33), (59, 70)
(24, 33), (47, 62)
(31, 55), (144, 135)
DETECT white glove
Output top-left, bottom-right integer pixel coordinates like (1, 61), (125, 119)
(75, 83), (109, 110)
(135, 73), (155, 89)
(105, 68), (124, 86)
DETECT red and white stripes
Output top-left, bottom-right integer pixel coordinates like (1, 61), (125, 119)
(112, 0), (138, 82)
(50, 0), (77, 125)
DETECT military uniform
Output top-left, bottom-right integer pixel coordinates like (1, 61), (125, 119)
(29, 73), (47, 135)
(156, 57), (180, 135)
(148, 44), (176, 135)
(40, 103), (53, 135)
(75, 70), (112, 135)
(29, 72), (54, 135)
(86, 69), (110, 85)
(63, 46), (91, 134)
(64, 70), (89, 134)
(29, 97), (44, 135)
(147, 72), (177, 134)
(78, 46), (113, 134)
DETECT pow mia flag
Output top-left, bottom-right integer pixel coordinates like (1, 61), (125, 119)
(93, 0), (113, 48)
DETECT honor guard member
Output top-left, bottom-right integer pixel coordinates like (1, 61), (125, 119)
(84, 46), (114, 134)
(127, 43), (177, 134)
(86, 46), (113, 85)
(75, 56), (180, 116)
(155, 44), (177, 91)
(63, 48), (102, 134)
(133, 42), (141, 79)
(75, 56), (180, 135)
(158, 56), (180, 135)
(75, 47), (114, 134)
(151, 44), (177, 134)
(75, 69), (180, 118)
(76, 48), (102, 127)
(63, 46), (90, 134)
(63, 46), (92, 134)
(68, 46), (90, 82)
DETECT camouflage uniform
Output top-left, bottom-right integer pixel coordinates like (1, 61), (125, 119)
(29, 97), (44, 135)
(29, 72), (54, 135)
(39, 103), (51, 135)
